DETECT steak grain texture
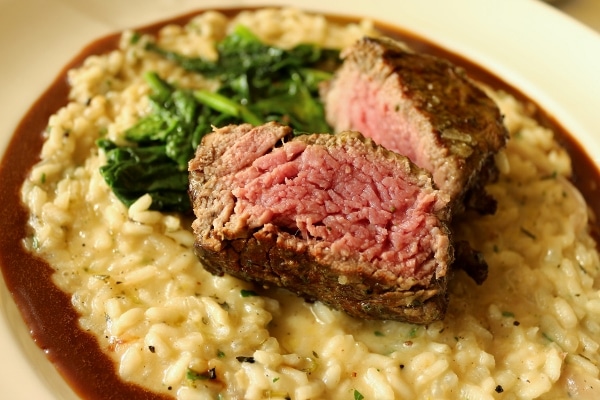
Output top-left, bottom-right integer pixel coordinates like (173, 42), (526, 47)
(322, 36), (509, 214)
(189, 122), (453, 323)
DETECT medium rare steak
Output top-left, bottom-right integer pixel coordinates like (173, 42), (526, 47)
(189, 122), (452, 323)
(322, 37), (509, 214)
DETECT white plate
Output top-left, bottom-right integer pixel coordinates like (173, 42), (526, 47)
(1, 0), (599, 398)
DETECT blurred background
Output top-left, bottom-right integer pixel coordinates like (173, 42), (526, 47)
(552, 0), (600, 31)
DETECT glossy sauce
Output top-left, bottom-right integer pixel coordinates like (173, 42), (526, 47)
(0, 8), (598, 400)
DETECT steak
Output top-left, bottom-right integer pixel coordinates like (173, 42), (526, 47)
(189, 122), (453, 323)
(322, 36), (509, 214)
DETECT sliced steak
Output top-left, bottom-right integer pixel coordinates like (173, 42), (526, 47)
(189, 122), (453, 323)
(322, 36), (509, 214)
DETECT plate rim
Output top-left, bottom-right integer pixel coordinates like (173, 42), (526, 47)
(1, 0), (600, 398)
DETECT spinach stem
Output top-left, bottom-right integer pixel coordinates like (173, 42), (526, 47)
(144, 71), (172, 101)
(193, 90), (262, 126)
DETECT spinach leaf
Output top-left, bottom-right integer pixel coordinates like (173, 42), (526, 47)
(98, 26), (341, 213)
(146, 24), (340, 133)
(97, 138), (191, 212)
(124, 71), (200, 170)
(97, 72), (208, 212)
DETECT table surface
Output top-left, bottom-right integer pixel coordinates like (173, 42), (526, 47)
(554, 0), (600, 32)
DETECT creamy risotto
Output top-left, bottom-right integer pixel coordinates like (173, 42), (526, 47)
(21, 8), (600, 400)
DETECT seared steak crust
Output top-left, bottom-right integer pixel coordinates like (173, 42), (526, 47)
(195, 226), (449, 323)
(189, 122), (453, 323)
(322, 37), (509, 214)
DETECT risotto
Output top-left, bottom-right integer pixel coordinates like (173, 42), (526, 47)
(20, 8), (600, 400)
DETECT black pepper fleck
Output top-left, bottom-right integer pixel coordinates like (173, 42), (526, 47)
(207, 367), (217, 380)
(495, 385), (504, 393)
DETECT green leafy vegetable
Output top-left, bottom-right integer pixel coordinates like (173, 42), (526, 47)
(146, 24), (339, 133)
(186, 367), (216, 381)
(97, 138), (192, 212)
(98, 25), (340, 212)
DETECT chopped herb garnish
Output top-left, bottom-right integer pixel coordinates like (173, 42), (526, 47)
(374, 330), (385, 337)
(542, 332), (554, 342)
(408, 326), (418, 338)
(40, 173), (46, 184)
(542, 171), (558, 180)
(272, 377), (280, 383)
(353, 389), (365, 400)
(130, 31), (141, 44)
(502, 311), (515, 318)
(241, 289), (258, 297)
(520, 227), (537, 240)
(217, 349), (225, 358)
(301, 357), (319, 374)
(186, 367), (217, 381)
(236, 356), (255, 363)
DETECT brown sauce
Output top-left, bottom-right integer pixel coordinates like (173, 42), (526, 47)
(0, 7), (598, 400)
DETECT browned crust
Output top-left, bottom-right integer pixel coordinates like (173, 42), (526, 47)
(194, 225), (448, 324)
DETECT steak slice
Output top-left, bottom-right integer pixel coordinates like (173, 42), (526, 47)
(322, 36), (509, 214)
(189, 122), (453, 323)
